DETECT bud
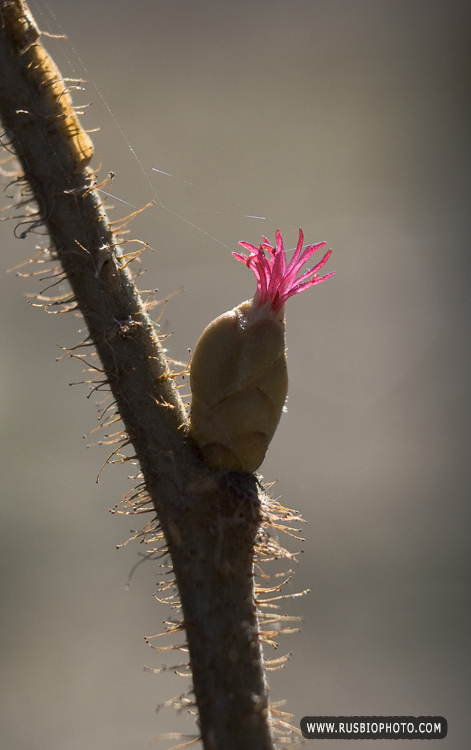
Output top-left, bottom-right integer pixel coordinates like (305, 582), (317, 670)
(190, 229), (333, 473)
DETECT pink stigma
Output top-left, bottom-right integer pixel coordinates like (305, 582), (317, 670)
(232, 229), (334, 313)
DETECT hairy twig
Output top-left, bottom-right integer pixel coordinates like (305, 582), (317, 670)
(0, 2), (302, 748)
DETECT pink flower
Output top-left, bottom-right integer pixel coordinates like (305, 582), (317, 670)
(232, 229), (334, 314)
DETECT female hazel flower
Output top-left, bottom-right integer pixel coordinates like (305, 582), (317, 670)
(189, 229), (333, 473)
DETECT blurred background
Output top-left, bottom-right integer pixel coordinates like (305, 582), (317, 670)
(1, 0), (470, 748)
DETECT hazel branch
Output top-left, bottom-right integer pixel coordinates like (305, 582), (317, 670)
(0, 2), (278, 748)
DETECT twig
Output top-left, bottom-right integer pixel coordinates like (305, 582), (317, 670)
(0, 2), (277, 748)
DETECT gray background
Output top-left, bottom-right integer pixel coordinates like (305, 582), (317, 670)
(1, 1), (470, 748)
